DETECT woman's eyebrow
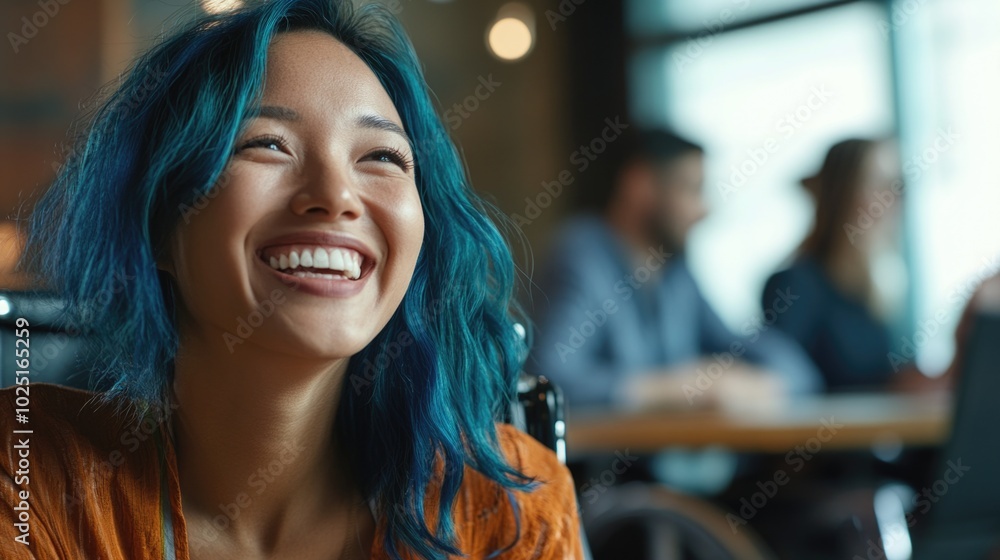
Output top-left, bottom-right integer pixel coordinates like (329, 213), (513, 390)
(250, 105), (301, 122)
(356, 114), (413, 150)
(244, 107), (413, 149)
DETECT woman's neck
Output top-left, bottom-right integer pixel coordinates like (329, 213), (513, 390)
(824, 242), (873, 302)
(169, 330), (362, 555)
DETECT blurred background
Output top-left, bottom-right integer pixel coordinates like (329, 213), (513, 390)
(2, 0), (998, 372)
(2, 0), (999, 558)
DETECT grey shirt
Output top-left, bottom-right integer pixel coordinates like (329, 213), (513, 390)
(526, 215), (823, 408)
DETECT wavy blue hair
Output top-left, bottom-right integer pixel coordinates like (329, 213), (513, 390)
(22, 0), (533, 557)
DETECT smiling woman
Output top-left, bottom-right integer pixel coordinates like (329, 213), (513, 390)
(0, 1), (582, 559)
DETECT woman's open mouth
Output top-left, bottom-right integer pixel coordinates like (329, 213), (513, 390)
(255, 232), (378, 297)
(257, 244), (376, 284)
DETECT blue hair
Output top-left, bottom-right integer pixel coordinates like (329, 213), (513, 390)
(22, 0), (534, 557)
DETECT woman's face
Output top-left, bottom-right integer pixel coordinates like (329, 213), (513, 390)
(166, 30), (424, 361)
(853, 142), (902, 239)
(856, 142), (901, 206)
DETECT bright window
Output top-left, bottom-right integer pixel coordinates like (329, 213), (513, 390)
(628, 0), (838, 35)
(897, 0), (1000, 373)
(630, 2), (895, 331)
(628, 0), (1000, 375)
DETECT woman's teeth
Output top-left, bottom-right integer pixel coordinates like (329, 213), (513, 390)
(267, 247), (362, 280)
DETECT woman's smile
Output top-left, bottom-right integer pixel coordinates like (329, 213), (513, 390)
(255, 230), (378, 297)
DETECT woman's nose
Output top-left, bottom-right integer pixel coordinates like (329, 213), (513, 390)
(289, 159), (364, 220)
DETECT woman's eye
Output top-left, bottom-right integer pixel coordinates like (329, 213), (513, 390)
(237, 135), (288, 154)
(367, 148), (413, 172)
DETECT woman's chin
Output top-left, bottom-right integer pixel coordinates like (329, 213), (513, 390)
(279, 336), (371, 363)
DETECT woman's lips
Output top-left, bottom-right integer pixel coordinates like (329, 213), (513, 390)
(255, 250), (374, 298)
(254, 231), (379, 296)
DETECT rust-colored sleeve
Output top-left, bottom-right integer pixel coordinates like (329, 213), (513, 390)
(372, 424), (585, 559)
(450, 424), (584, 559)
(0, 384), (167, 559)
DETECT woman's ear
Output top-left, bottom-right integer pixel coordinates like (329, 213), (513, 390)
(156, 246), (177, 279)
(156, 266), (180, 328)
(156, 228), (187, 279)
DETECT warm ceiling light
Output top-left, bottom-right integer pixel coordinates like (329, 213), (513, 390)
(201, 0), (243, 15)
(486, 3), (535, 62)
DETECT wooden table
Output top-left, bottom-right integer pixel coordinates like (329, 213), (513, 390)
(566, 392), (953, 455)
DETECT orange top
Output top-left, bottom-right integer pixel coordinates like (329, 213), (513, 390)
(0, 384), (583, 559)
